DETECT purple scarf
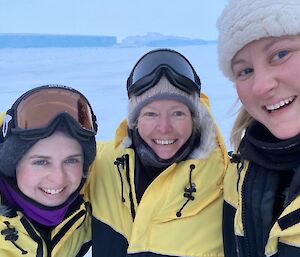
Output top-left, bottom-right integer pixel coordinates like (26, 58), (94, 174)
(0, 178), (79, 226)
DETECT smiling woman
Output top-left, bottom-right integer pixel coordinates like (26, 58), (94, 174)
(232, 36), (300, 140)
(0, 85), (97, 257)
(16, 131), (84, 207)
(85, 48), (231, 257)
(137, 99), (193, 160)
(217, 0), (300, 256)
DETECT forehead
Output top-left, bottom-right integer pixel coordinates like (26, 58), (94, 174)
(233, 35), (300, 61)
(142, 99), (189, 109)
(25, 132), (81, 155)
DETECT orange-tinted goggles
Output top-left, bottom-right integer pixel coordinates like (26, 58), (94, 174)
(2, 85), (97, 140)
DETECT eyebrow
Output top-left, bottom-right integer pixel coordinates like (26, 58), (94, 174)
(68, 154), (83, 158)
(29, 153), (83, 159)
(231, 58), (246, 67)
(29, 155), (50, 159)
(232, 37), (289, 68)
(263, 38), (283, 51)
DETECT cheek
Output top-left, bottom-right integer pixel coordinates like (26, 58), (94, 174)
(16, 165), (30, 185)
(236, 84), (252, 105)
(184, 124), (193, 140)
(177, 120), (193, 142)
(69, 167), (84, 184)
(137, 121), (152, 142)
(16, 168), (37, 193)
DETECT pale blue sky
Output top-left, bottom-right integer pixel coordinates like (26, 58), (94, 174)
(0, 0), (227, 42)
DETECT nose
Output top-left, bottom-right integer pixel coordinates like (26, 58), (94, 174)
(47, 164), (66, 184)
(252, 68), (278, 97)
(156, 115), (172, 133)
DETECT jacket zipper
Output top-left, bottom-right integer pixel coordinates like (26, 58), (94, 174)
(241, 163), (259, 257)
(124, 154), (136, 220)
(241, 167), (251, 257)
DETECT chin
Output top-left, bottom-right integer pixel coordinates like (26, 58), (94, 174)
(155, 153), (172, 160)
(270, 128), (300, 140)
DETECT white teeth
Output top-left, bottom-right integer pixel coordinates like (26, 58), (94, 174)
(42, 188), (64, 195)
(154, 139), (175, 145)
(266, 96), (295, 111)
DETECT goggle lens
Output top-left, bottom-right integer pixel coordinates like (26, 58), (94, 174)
(16, 88), (95, 133)
(127, 49), (201, 96)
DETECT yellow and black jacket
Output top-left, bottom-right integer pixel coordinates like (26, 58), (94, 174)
(85, 93), (230, 257)
(0, 194), (92, 257)
(223, 121), (300, 257)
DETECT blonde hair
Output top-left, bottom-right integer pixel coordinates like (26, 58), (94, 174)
(230, 106), (254, 153)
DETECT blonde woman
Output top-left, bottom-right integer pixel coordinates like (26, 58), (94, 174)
(218, 0), (300, 256)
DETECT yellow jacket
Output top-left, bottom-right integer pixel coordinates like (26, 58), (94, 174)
(224, 157), (300, 257)
(85, 93), (230, 257)
(0, 195), (91, 257)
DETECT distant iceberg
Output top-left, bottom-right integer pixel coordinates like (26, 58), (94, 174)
(0, 32), (215, 48)
(0, 33), (117, 48)
(119, 32), (216, 47)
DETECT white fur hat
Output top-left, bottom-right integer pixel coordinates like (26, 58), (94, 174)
(217, 0), (300, 81)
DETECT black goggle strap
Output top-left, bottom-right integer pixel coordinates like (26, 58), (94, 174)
(127, 70), (162, 96)
(0, 86), (98, 143)
(13, 113), (96, 142)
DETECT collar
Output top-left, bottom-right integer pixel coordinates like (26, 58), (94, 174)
(239, 121), (300, 170)
(0, 177), (84, 226)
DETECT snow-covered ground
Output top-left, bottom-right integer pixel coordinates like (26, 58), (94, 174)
(0, 44), (237, 146)
(0, 44), (238, 256)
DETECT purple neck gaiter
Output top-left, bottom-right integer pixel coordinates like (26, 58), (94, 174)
(0, 178), (80, 226)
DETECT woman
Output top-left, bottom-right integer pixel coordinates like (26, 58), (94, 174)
(0, 85), (97, 256)
(85, 48), (230, 256)
(217, 0), (300, 256)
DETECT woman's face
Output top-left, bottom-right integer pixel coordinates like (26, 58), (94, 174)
(137, 99), (193, 159)
(16, 131), (83, 207)
(232, 35), (300, 139)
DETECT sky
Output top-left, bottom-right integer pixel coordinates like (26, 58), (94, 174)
(0, 0), (227, 42)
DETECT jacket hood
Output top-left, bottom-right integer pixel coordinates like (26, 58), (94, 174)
(0, 202), (11, 216)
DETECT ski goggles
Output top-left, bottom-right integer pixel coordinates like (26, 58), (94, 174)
(127, 49), (201, 96)
(2, 85), (97, 141)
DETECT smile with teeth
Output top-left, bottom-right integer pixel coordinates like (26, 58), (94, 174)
(41, 187), (64, 195)
(265, 96), (296, 112)
(154, 139), (176, 145)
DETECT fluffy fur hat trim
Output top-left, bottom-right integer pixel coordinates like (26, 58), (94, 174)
(217, 0), (300, 81)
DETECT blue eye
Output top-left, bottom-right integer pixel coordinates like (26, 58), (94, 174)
(173, 111), (185, 117)
(65, 158), (80, 164)
(273, 50), (289, 61)
(143, 112), (158, 117)
(239, 68), (253, 77)
(33, 160), (48, 166)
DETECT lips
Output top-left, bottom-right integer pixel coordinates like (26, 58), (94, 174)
(265, 96), (296, 112)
